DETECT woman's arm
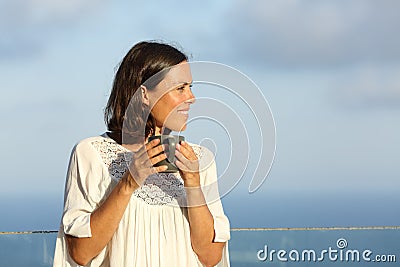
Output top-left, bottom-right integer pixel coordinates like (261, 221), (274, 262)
(66, 172), (138, 265)
(175, 142), (226, 267)
(185, 187), (226, 267)
(66, 139), (167, 266)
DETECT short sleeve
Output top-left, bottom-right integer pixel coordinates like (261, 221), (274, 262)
(62, 141), (106, 238)
(199, 148), (231, 243)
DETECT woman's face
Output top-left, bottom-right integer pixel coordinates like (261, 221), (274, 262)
(148, 62), (195, 132)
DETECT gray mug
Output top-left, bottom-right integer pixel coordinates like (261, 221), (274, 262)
(148, 135), (185, 173)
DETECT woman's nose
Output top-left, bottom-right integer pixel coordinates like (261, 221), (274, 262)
(185, 89), (196, 104)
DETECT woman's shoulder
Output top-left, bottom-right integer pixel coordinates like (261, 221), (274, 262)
(72, 133), (114, 154)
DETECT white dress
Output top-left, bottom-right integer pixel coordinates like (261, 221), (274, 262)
(53, 133), (230, 267)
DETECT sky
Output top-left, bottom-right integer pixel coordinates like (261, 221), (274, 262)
(0, 0), (399, 230)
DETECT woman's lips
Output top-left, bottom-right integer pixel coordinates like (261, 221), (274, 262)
(177, 107), (190, 115)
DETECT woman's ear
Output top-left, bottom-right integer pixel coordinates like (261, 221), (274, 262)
(140, 85), (150, 105)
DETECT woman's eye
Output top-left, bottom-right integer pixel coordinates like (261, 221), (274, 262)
(176, 84), (192, 92)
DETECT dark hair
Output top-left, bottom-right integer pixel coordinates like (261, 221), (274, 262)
(104, 41), (188, 143)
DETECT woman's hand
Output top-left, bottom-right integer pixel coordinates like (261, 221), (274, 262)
(175, 141), (200, 187)
(124, 139), (168, 192)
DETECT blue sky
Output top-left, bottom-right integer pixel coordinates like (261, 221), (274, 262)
(1, 1), (399, 228)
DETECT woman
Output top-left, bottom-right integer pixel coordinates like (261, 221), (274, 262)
(53, 41), (230, 267)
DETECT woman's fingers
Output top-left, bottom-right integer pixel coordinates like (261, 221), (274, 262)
(135, 139), (164, 164)
(175, 148), (198, 173)
(175, 144), (201, 187)
(176, 141), (197, 160)
(150, 152), (167, 165)
(175, 150), (189, 165)
(152, 165), (169, 173)
(135, 138), (161, 159)
(146, 143), (165, 159)
(144, 139), (162, 156)
(174, 159), (187, 171)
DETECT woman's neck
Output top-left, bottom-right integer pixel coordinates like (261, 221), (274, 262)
(155, 126), (171, 136)
(155, 126), (162, 136)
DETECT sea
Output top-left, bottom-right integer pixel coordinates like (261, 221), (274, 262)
(0, 192), (399, 266)
(1, 190), (399, 231)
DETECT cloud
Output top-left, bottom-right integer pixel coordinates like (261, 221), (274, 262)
(223, 0), (400, 68)
(0, 0), (104, 60)
(330, 65), (400, 109)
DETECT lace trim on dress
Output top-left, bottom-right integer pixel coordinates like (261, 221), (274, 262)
(91, 139), (131, 180)
(134, 173), (186, 205)
(90, 138), (204, 206)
